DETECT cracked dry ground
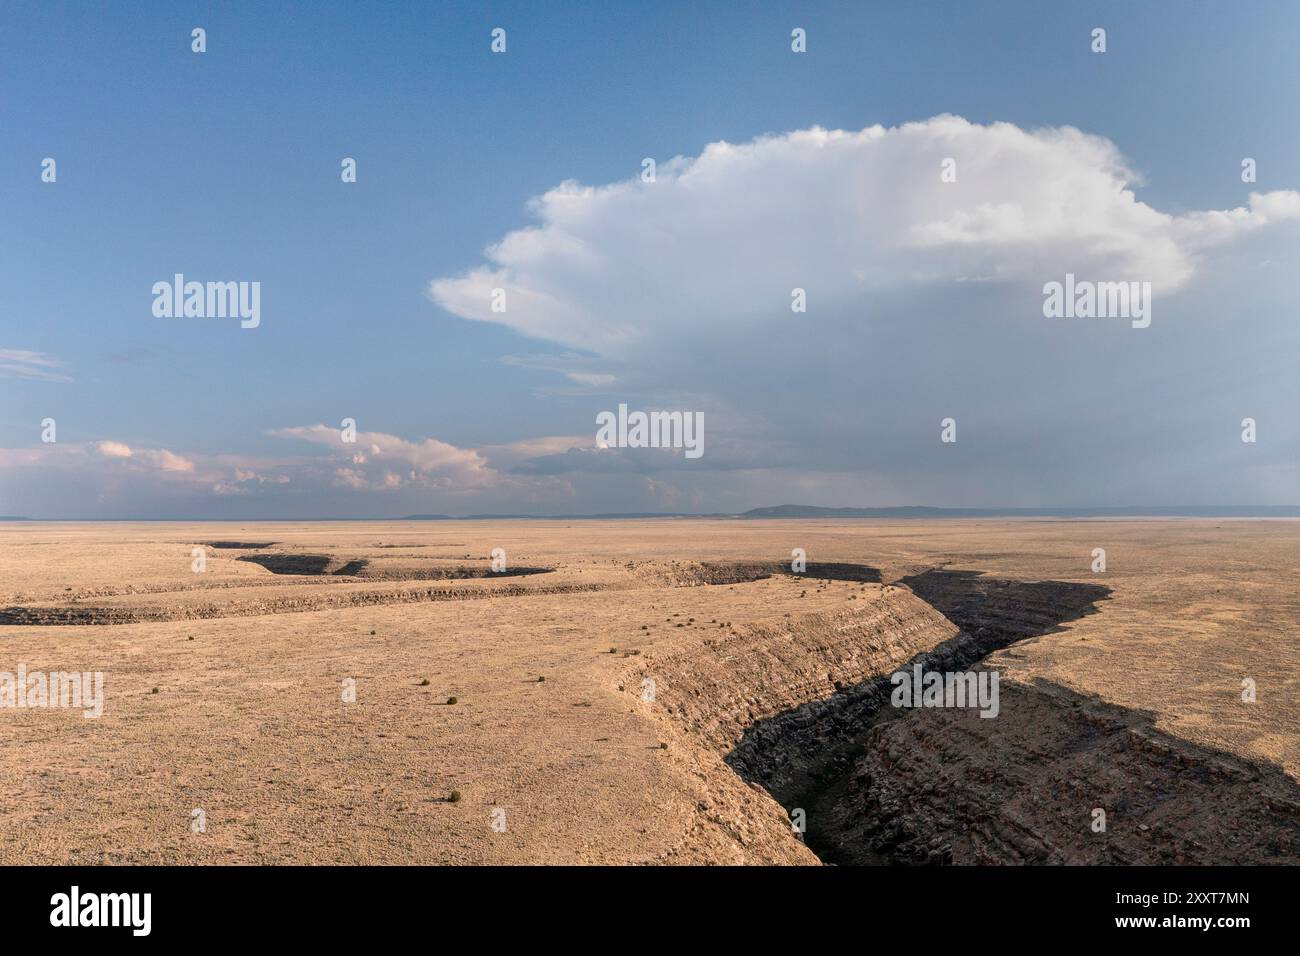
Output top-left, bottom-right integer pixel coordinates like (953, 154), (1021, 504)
(0, 519), (1297, 864)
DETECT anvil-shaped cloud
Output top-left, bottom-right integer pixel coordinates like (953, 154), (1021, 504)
(427, 116), (1300, 507)
(430, 116), (1300, 354)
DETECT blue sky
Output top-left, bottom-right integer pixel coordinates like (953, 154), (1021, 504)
(2, 1), (1299, 517)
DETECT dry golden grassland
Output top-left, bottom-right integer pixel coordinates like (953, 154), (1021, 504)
(0, 519), (1296, 864)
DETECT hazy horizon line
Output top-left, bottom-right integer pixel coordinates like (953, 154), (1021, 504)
(5, 505), (1300, 522)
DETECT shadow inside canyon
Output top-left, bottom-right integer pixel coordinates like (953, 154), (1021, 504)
(725, 568), (1300, 864)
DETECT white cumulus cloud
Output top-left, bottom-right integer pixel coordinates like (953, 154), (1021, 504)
(429, 116), (1300, 355)
(426, 116), (1300, 507)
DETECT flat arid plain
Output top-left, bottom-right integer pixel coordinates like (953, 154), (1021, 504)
(1, 519), (1297, 865)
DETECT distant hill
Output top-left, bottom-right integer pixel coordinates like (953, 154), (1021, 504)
(0, 516), (30, 521)
(741, 505), (978, 518)
(739, 504), (1300, 518)
(402, 504), (1300, 520)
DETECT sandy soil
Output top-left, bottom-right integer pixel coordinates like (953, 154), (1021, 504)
(0, 519), (1296, 864)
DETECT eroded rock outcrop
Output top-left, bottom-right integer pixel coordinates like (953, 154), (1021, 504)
(619, 583), (961, 863)
(825, 679), (1300, 865)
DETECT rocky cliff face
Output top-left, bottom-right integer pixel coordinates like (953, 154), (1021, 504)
(617, 583), (962, 863)
(827, 678), (1300, 864)
(631, 569), (1300, 865)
